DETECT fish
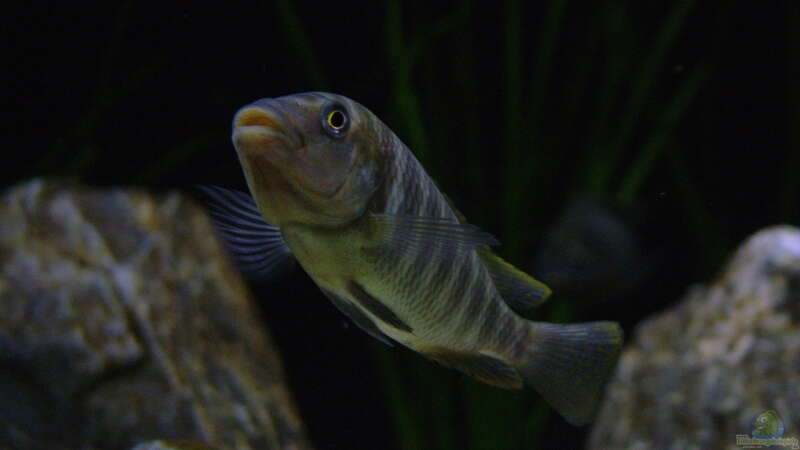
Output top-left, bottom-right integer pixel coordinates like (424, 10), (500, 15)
(198, 92), (623, 425)
(534, 196), (650, 302)
(752, 410), (784, 438)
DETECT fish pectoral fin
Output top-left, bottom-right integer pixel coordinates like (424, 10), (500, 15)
(369, 213), (499, 250)
(422, 348), (523, 389)
(477, 247), (551, 317)
(195, 185), (294, 280)
(319, 288), (395, 347)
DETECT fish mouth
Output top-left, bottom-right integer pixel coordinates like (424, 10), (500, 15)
(231, 100), (295, 156)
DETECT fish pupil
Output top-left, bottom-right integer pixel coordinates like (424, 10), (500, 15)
(328, 110), (346, 129)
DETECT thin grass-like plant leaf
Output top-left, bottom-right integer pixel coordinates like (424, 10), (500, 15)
(617, 65), (708, 203)
(503, 0), (569, 260)
(270, 0), (328, 89)
(589, 0), (696, 192)
(500, 0), (524, 260)
(31, 1), (164, 179)
(782, 3), (800, 220)
(373, 345), (426, 450)
(135, 131), (221, 184)
(667, 151), (729, 272)
(385, 0), (431, 164)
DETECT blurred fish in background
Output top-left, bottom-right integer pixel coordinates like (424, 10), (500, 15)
(533, 196), (651, 303)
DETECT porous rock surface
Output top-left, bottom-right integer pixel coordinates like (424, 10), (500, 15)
(589, 226), (800, 450)
(0, 179), (312, 450)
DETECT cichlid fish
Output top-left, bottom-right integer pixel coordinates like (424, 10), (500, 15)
(199, 92), (623, 425)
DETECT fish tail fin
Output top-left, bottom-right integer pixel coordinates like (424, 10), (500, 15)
(515, 321), (623, 425)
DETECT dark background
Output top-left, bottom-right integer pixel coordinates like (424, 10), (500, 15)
(5, 1), (798, 449)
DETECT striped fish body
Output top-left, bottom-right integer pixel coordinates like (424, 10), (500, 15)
(206, 92), (623, 425)
(281, 138), (516, 354)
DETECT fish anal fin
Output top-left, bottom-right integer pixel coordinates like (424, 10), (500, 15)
(423, 347), (523, 389)
(478, 247), (551, 316)
(319, 288), (395, 347)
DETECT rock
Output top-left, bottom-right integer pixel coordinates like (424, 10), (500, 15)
(0, 180), (313, 450)
(588, 226), (800, 450)
(131, 440), (219, 450)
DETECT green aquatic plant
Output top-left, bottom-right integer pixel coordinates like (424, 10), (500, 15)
(264, 1), (733, 449)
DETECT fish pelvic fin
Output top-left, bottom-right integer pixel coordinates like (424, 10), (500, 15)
(347, 281), (413, 333)
(516, 321), (623, 425)
(319, 287), (395, 347)
(194, 185), (294, 280)
(477, 247), (551, 316)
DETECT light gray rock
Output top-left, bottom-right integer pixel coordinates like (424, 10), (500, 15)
(588, 226), (800, 450)
(0, 179), (312, 450)
(130, 440), (218, 450)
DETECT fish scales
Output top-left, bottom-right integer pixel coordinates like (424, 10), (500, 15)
(368, 135), (506, 347)
(379, 143), (503, 342)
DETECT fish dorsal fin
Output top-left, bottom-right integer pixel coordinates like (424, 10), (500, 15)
(441, 193), (551, 314)
(477, 247), (551, 316)
(440, 191), (467, 223)
(440, 191), (551, 313)
(369, 214), (499, 250)
(195, 185), (294, 280)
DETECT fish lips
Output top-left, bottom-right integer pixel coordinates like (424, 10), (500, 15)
(232, 100), (296, 160)
(231, 99), (351, 201)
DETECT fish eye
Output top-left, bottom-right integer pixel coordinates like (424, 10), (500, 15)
(321, 103), (350, 137)
(328, 110), (346, 129)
